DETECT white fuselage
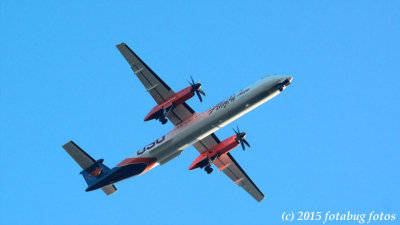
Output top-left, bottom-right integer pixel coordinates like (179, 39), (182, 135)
(129, 75), (290, 171)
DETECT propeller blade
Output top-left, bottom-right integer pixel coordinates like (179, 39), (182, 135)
(240, 141), (245, 151)
(190, 76), (195, 85)
(196, 91), (203, 102)
(232, 127), (238, 135)
(243, 139), (251, 148)
(197, 89), (206, 96)
(237, 126), (240, 134)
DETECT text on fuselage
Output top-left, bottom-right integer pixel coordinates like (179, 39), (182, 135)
(208, 88), (250, 115)
(137, 136), (165, 155)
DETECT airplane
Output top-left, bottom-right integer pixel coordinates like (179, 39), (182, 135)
(62, 43), (292, 202)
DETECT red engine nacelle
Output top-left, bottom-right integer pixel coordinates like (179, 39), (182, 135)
(144, 86), (195, 122)
(189, 135), (239, 170)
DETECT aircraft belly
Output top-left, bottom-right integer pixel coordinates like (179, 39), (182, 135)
(140, 79), (282, 167)
(206, 83), (281, 129)
(217, 89), (281, 128)
(158, 150), (183, 165)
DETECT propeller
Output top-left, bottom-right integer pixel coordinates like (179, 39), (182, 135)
(188, 76), (206, 102)
(233, 126), (251, 151)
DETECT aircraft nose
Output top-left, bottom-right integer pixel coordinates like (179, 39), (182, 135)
(275, 75), (293, 91)
(280, 75), (292, 83)
(285, 76), (293, 86)
(275, 75), (292, 84)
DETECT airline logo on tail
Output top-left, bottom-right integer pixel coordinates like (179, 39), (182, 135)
(90, 167), (103, 176)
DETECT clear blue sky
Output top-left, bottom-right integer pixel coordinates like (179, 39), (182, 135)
(1, 1), (399, 225)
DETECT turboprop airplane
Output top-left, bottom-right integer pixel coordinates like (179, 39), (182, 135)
(62, 43), (292, 202)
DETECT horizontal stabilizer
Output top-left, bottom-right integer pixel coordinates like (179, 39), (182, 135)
(102, 185), (117, 195)
(62, 141), (96, 170)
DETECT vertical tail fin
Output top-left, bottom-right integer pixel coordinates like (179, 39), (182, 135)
(62, 141), (117, 195)
(79, 159), (109, 186)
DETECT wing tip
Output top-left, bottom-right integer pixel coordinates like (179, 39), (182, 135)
(257, 195), (266, 202)
(62, 140), (74, 149)
(116, 42), (126, 48)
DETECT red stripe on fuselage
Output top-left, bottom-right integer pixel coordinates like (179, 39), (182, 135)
(116, 157), (157, 175)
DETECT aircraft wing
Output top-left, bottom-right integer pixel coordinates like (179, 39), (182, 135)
(193, 134), (265, 202)
(117, 43), (264, 201)
(116, 43), (195, 125)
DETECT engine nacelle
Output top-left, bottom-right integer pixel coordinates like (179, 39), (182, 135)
(189, 135), (239, 170)
(144, 86), (195, 123)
